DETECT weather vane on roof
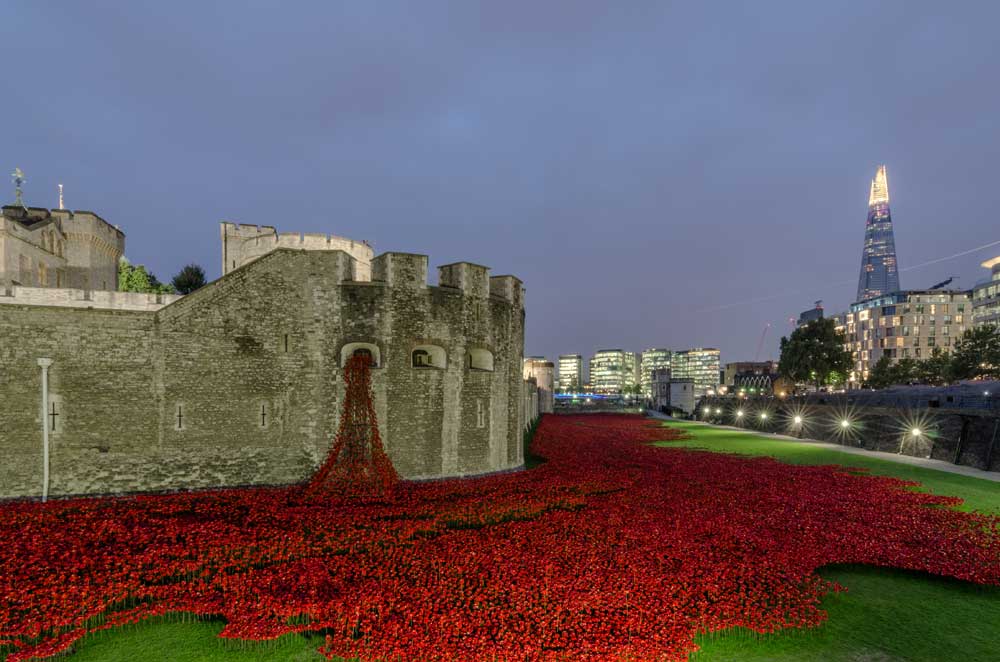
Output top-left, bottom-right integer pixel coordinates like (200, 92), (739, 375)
(11, 167), (26, 209)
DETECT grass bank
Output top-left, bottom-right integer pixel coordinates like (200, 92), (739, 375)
(655, 419), (1000, 662)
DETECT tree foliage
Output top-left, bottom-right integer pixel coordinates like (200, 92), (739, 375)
(171, 263), (207, 294)
(118, 257), (175, 294)
(778, 318), (852, 390)
(865, 327), (999, 389)
(951, 325), (1000, 381)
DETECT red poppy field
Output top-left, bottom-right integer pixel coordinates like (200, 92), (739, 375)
(2, 414), (999, 661)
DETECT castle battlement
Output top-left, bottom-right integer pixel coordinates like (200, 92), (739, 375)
(220, 221), (374, 281)
(0, 284), (180, 311)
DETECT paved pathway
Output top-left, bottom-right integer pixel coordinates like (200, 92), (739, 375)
(647, 410), (1000, 483)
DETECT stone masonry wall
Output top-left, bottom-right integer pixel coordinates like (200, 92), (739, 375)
(0, 248), (525, 499)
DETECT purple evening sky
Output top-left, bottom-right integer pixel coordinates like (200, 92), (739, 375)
(3, 1), (999, 367)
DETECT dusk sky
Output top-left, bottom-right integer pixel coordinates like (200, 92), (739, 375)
(5, 2), (1000, 371)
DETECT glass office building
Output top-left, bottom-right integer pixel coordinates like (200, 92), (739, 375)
(671, 348), (721, 397)
(589, 350), (637, 395)
(639, 348), (673, 397)
(557, 354), (583, 392)
(856, 165), (901, 302)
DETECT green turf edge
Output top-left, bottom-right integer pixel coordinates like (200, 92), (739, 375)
(655, 420), (1000, 662)
(655, 420), (1000, 514)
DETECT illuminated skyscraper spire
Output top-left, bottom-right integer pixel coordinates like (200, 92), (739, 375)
(856, 164), (900, 302)
(868, 164), (889, 206)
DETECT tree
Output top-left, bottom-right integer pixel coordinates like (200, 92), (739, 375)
(118, 257), (176, 294)
(867, 355), (895, 389)
(778, 318), (853, 391)
(951, 325), (1000, 381)
(171, 264), (206, 295)
(917, 347), (953, 386)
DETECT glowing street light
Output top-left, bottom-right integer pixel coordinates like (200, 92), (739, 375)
(793, 415), (803, 425)
(736, 410), (744, 418)
(911, 427), (922, 437)
(840, 419), (851, 429)
(715, 408), (722, 415)
(760, 412), (768, 421)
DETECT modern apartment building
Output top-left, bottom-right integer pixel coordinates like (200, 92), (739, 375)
(589, 349), (637, 395)
(835, 289), (971, 385)
(557, 354), (583, 392)
(671, 348), (721, 397)
(973, 256), (1000, 327)
(639, 348), (673, 397)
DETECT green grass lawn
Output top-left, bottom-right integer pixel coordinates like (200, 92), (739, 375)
(18, 420), (1000, 662)
(657, 419), (1000, 662)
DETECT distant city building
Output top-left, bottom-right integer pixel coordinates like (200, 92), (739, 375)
(589, 349), (638, 395)
(835, 289), (971, 385)
(672, 348), (721, 396)
(557, 354), (583, 392)
(723, 361), (778, 388)
(639, 348), (673, 397)
(523, 357), (555, 414)
(856, 165), (901, 302)
(973, 256), (1000, 327)
(797, 301), (824, 327)
(733, 372), (794, 397)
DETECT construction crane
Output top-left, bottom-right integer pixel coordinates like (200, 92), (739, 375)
(928, 276), (957, 290)
(754, 323), (771, 362)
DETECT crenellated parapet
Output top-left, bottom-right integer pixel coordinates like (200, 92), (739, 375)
(220, 221), (374, 281)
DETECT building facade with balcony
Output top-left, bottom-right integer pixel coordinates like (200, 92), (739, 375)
(835, 289), (971, 385)
(973, 256), (1000, 327)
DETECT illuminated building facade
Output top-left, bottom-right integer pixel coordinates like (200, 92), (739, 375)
(588, 349), (637, 395)
(836, 289), (971, 385)
(856, 165), (901, 302)
(973, 256), (1000, 327)
(639, 348), (673, 397)
(671, 348), (721, 397)
(723, 361), (778, 388)
(797, 301), (824, 328)
(558, 354), (583, 392)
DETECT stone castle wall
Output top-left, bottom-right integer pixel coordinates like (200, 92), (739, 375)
(0, 248), (525, 499)
(220, 222), (375, 282)
(0, 207), (124, 291)
(0, 285), (180, 311)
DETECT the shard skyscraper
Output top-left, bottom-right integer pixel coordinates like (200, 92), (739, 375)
(856, 165), (900, 302)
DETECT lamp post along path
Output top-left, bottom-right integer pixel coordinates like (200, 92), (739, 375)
(37, 358), (53, 502)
